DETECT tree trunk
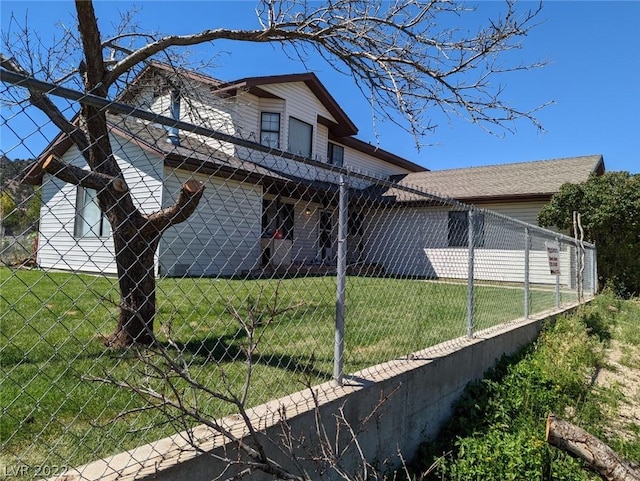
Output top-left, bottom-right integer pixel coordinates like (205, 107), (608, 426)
(103, 179), (205, 347)
(106, 226), (161, 347)
(546, 414), (640, 481)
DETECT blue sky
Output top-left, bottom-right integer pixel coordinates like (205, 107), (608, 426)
(1, 1), (639, 173)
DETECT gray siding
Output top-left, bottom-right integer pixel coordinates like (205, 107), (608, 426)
(478, 201), (549, 226)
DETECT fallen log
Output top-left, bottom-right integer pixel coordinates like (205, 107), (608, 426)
(546, 413), (640, 481)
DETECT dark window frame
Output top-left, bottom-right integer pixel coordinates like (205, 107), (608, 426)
(327, 142), (344, 167)
(262, 198), (295, 241)
(287, 117), (313, 158)
(260, 112), (281, 148)
(448, 211), (485, 247)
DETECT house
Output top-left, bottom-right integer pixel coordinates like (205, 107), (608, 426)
(28, 63), (604, 282)
(29, 64), (426, 277)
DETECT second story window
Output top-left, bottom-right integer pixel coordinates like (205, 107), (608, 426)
(327, 142), (344, 167)
(288, 117), (313, 158)
(260, 112), (280, 148)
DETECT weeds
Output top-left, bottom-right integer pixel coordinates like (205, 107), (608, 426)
(414, 290), (640, 480)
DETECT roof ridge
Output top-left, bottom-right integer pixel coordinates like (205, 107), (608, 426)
(425, 154), (603, 174)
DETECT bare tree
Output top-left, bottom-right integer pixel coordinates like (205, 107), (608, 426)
(0, 0), (546, 346)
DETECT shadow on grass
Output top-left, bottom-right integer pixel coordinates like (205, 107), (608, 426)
(167, 327), (332, 380)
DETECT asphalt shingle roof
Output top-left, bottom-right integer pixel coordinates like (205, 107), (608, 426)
(387, 155), (605, 202)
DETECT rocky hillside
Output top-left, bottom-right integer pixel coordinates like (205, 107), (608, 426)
(1, 155), (36, 208)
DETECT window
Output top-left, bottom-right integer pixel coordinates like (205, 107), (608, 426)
(262, 198), (294, 240)
(260, 112), (280, 148)
(327, 142), (344, 167)
(348, 209), (364, 237)
(75, 187), (109, 237)
(288, 117), (313, 158)
(448, 211), (484, 247)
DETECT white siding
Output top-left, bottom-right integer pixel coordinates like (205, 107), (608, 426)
(234, 94), (286, 163)
(346, 147), (412, 179)
(234, 92), (287, 144)
(158, 169), (263, 277)
(261, 83), (336, 153)
(478, 201), (548, 226)
(315, 124), (330, 163)
(37, 138), (164, 274)
(423, 248), (573, 286)
(362, 206), (448, 277)
(147, 81), (238, 156)
(362, 202), (573, 286)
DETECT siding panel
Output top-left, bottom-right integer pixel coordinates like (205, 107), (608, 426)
(158, 170), (263, 276)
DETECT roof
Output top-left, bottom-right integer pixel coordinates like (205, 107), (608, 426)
(23, 115), (353, 199)
(386, 155), (606, 203)
(26, 63), (425, 181)
(212, 72), (359, 138)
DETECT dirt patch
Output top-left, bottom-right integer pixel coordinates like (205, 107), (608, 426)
(594, 339), (640, 441)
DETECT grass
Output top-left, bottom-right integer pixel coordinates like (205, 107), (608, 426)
(414, 290), (640, 480)
(0, 267), (569, 472)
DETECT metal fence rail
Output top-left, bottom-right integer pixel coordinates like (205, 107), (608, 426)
(1, 71), (596, 476)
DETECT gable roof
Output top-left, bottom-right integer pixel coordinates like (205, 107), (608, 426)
(212, 72), (359, 138)
(387, 155), (605, 203)
(25, 63), (425, 183)
(123, 63), (358, 138)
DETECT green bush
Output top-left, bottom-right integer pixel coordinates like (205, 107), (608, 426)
(538, 172), (640, 298)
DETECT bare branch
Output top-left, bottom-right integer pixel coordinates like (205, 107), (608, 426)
(40, 154), (127, 192)
(0, 54), (91, 155)
(75, 0), (106, 91)
(96, 0), (546, 141)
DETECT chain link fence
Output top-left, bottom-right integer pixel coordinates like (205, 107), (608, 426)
(1, 71), (596, 477)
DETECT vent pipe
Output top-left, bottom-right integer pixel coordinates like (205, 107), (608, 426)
(167, 88), (181, 146)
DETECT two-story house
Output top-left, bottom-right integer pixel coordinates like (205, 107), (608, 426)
(30, 63), (427, 277)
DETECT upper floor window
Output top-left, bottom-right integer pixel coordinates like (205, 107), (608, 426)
(327, 142), (344, 167)
(260, 112), (280, 148)
(75, 187), (110, 238)
(288, 117), (313, 158)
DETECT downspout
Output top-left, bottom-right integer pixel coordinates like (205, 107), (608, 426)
(167, 88), (181, 146)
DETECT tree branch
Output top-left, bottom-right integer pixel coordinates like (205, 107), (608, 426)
(41, 155), (127, 193)
(546, 414), (640, 481)
(145, 179), (205, 233)
(0, 55), (91, 156)
(75, 0), (106, 90)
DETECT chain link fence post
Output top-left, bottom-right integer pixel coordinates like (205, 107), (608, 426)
(334, 175), (348, 385)
(467, 209), (475, 338)
(524, 227), (530, 319)
(555, 236), (561, 308)
(591, 246), (600, 295)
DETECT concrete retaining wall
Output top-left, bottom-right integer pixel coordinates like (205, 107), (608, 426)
(58, 303), (583, 481)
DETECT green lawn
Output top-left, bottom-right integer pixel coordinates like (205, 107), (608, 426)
(0, 267), (564, 471)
